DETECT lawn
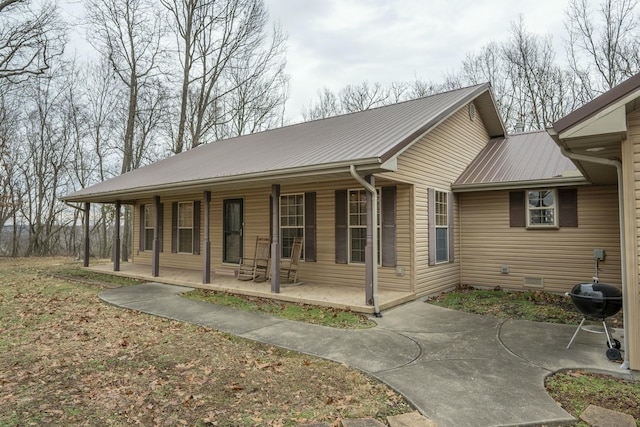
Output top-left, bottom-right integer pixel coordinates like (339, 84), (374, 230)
(0, 257), (412, 426)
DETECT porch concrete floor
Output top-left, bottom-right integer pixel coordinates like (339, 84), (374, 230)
(87, 262), (416, 314)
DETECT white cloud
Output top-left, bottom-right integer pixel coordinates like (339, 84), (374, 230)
(265, 0), (570, 120)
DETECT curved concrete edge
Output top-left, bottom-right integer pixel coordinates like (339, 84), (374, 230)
(98, 283), (635, 427)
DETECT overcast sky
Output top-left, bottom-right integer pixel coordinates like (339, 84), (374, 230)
(61, 0), (572, 121)
(263, 0), (571, 119)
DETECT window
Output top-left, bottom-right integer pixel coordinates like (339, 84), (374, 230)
(144, 205), (154, 251)
(527, 189), (557, 227)
(280, 194), (304, 258)
(428, 189), (453, 266)
(177, 202), (193, 253)
(434, 190), (449, 263)
(348, 189), (380, 264)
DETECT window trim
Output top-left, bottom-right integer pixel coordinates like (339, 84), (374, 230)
(279, 193), (305, 259)
(177, 201), (194, 254)
(143, 205), (154, 251)
(526, 189), (558, 229)
(347, 187), (381, 264)
(434, 190), (449, 264)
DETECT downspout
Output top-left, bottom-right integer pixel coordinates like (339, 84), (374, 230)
(560, 147), (630, 370)
(350, 165), (381, 317)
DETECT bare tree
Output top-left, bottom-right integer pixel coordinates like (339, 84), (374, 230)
(339, 81), (389, 113)
(85, 0), (165, 175)
(15, 62), (76, 256)
(302, 87), (342, 120)
(86, 0), (167, 261)
(0, 0), (65, 82)
(162, 0), (288, 152)
(565, 0), (640, 96)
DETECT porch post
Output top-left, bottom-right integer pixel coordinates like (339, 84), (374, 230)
(152, 196), (161, 277)
(365, 175), (374, 305)
(83, 202), (90, 267)
(114, 200), (121, 272)
(270, 184), (280, 293)
(203, 191), (211, 284)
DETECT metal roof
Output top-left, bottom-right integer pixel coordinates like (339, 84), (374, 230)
(63, 83), (503, 203)
(453, 130), (585, 191)
(554, 72), (640, 134)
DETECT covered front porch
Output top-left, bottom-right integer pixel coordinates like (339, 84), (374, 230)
(88, 262), (416, 314)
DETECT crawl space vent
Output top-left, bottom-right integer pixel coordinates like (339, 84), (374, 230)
(523, 277), (544, 288)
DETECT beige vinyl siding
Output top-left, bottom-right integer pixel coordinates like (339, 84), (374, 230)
(380, 102), (490, 296)
(458, 186), (621, 293)
(624, 108), (640, 370)
(132, 179), (412, 293)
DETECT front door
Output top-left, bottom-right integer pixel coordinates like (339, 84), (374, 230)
(223, 199), (243, 263)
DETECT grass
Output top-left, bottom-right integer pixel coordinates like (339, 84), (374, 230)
(0, 257), (412, 426)
(546, 370), (640, 426)
(427, 286), (624, 327)
(184, 288), (377, 329)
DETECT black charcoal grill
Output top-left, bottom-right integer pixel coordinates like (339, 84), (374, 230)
(566, 282), (623, 360)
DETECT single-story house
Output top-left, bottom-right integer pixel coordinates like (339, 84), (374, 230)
(62, 76), (640, 370)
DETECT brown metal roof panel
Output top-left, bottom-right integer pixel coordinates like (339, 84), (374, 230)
(455, 131), (579, 186)
(63, 84), (493, 201)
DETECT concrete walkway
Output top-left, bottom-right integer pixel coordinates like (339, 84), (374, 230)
(100, 283), (636, 427)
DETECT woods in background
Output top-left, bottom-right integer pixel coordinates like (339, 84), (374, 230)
(1, 0), (638, 257)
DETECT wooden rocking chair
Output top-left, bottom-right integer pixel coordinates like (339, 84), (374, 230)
(237, 236), (271, 281)
(280, 236), (303, 284)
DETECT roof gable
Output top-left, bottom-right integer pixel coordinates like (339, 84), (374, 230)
(63, 83), (502, 203)
(554, 72), (640, 134)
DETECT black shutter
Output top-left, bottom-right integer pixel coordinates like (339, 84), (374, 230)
(193, 201), (201, 255)
(158, 203), (164, 252)
(448, 192), (454, 263)
(171, 202), (178, 253)
(381, 186), (396, 267)
(305, 192), (316, 262)
(558, 188), (578, 227)
(509, 191), (526, 227)
(139, 204), (145, 251)
(428, 188), (436, 266)
(335, 190), (348, 264)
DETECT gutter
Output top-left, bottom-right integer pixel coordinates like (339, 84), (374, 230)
(349, 165), (381, 317)
(560, 147), (630, 371)
(451, 176), (588, 193)
(60, 158), (393, 204)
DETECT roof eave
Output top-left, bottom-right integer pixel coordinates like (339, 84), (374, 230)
(451, 176), (589, 193)
(60, 158), (393, 204)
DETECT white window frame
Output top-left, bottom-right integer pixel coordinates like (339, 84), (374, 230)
(177, 201), (193, 254)
(279, 193), (304, 259)
(143, 205), (154, 251)
(434, 190), (449, 264)
(347, 188), (381, 264)
(526, 189), (558, 228)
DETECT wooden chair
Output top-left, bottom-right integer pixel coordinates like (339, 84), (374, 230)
(237, 236), (271, 281)
(280, 236), (303, 284)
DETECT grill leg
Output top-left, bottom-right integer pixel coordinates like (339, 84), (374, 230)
(567, 317), (587, 349)
(602, 320), (614, 348)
